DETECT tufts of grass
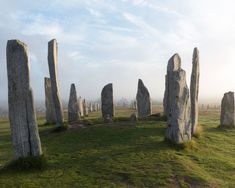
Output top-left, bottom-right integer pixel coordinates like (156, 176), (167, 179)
(193, 125), (203, 138)
(165, 138), (198, 151)
(4, 155), (47, 171)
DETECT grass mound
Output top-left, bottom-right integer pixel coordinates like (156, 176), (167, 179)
(51, 124), (68, 133)
(193, 125), (203, 138)
(5, 155), (47, 171)
(165, 138), (198, 151)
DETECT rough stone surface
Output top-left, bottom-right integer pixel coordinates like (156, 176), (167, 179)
(101, 83), (114, 120)
(220, 92), (234, 127)
(78, 97), (84, 117)
(7, 40), (42, 159)
(164, 54), (191, 143)
(190, 48), (200, 134)
(68, 84), (79, 123)
(48, 39), (64, 127)
(44, 77), (56, 124)
(136, 79), (152, 118)
(163, 54), (181, 115)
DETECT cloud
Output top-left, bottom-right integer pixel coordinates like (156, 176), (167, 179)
(1, 0), (235, 108)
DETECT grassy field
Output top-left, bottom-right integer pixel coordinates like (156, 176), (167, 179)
(0, 106), (234, 187)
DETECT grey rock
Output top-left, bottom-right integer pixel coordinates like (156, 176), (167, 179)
(163, 54), (181, 115)
(220, 92), (234, 127)
(44, 77), (56, 124)
(68, 84), (79, 123)
(101, 83), (114, 120)
(48, 39), (64, 127)
(7, 39), (42, 159)
(164, 54), (191, 143)
(190, 48), (200, 134)
(136, 79), (152, 118)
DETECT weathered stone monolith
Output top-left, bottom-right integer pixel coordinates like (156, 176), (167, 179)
(44, 77), (56, 124)
(220, 92), (234, 127)
(78, 97), (84, 117)
(7, 39), (42, 159)
(190, 47), (200, 134)
(163, 54), (181, 115)
(101, 83), (114, 120)
(68, 84), (79, 123)
(164, 54), (191, 143)
(48, 39), (64, 127)
(136, 79), (152, 118)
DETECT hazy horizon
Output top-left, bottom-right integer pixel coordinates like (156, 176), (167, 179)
(1, 0), (235, 108)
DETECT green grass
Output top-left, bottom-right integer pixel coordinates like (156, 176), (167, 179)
(0, 107), (234, 187)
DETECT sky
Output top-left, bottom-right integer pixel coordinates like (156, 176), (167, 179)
(1, 0), (235, 107)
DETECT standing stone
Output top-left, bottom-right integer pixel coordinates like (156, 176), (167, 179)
(163, 54), (181, 115)
(101, 83), (114, 120)
(89, 102), (93, 112)
(130, 113), (137, 124)
(68, 84), (79, 123)
(78, 97), (84, 117)
(164, 54), (191, 143)
(136, 79), (152, 118)
(190, 48), (200, 134)
(6, 40), (42, 159)
(44, 77), (56, 124)
(48, 39), (64, 127)
(83, 99), (89, 116)
(220, 92), (234, 127)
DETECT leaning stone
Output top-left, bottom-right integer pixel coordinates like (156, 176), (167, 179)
(48, 39), (64, 127)
(220, 92), (234, 127)
(136, 79), (152, 118)
(164, 54), (191, 143)
(68, 84), (79, 123)
(101, 83), (114, 120)
(190, 48), (200, 134)
(7, 39), (42, 159)
(44, 77), (56, 124)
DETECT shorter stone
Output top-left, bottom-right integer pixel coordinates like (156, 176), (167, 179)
(130, 113), (137, 124)
(220, 91), (234, 127)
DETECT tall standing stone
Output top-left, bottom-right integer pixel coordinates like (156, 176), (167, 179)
(68, 84), (79, 123)
(164, 54), (191, 143)
(78, 97), (84, 117)
(163, 54), (181, 115)
(44, 77), (56, 124)
(7, 40), (42, 159)
(220, 92), (234, 127)
(136, 79), (152, 118)
(48, 39), (64, 127)
(101, 83), (114, 120)
(190, 48), (200, 134)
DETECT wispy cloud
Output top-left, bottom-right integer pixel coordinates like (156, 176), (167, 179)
(1, 0), (235, 105)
